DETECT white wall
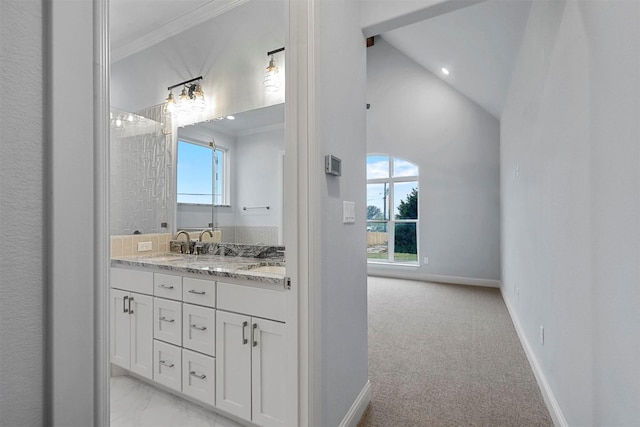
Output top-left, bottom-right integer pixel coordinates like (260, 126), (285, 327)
(111, 0), (285, 119)
(0, 1), (45, 424)
(316, 0), (370, 425)
(501, 0), (640, 425)
(235, 126), (284, 227)
(1, 1), (99, 425)
(367, 38), (501, 284)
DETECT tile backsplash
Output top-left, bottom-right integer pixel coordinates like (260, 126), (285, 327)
(111, 233), (172, 257)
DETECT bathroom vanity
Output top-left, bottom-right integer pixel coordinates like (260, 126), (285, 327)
(110, 252), (289, 427)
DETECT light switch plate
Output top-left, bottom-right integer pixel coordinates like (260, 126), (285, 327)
(343, 201), (355, 223)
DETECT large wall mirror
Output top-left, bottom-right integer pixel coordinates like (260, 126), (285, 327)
(108, 0), (286, 248)
(176, 103), (285, 245)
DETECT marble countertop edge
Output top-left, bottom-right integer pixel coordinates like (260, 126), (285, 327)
(110, 253), (286, 286)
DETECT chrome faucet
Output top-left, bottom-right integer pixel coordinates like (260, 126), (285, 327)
(175, 230), (191, 254)
(199, 229), (214, 241)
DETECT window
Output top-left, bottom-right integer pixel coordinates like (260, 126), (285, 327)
(177, 140), (226, 205)
(366, 154), (419, 263)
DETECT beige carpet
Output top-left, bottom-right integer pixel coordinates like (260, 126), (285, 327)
(358, 277), (553, 427)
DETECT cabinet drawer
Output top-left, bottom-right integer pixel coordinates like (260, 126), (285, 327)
(154, 298), (182, 346)
(217, 282), (286, 322)
(182, 349), (215, 406)
(154, 340), (181, 392)
(183, 304), (216, 356)
(154, 273), (182, 301)
(111, 267), (153, 295)
(182, 277), (216, 308)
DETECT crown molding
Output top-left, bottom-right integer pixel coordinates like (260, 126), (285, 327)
(111, 0), (250, 63)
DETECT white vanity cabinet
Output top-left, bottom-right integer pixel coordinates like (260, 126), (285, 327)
(151, 272), (218, 407)
(110, 268), (154, 380)
(216, 282), (287, 427)
(111, 264), (289, 426)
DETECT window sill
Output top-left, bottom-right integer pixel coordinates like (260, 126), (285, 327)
(367, 261), (420, 268)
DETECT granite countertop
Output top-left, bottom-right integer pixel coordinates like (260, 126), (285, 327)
(111, 252), (286, 286)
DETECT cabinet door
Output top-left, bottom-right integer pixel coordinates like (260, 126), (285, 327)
(129, 293), (153, 380)
(154, 340), (182, 392)
(183, 304), (215, 356)
(252, 318), (287, 427)
(154, 297), (182, 346)
(216, 311), (251, 421)
(110, 289), (131, 370)
(182, 348), (215, 406)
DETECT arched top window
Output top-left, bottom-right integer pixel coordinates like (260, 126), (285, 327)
(366, 154), (419, 180)
(366, 154), (419, 264)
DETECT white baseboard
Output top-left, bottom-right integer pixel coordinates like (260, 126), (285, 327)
(500, 288), (568, 427)
(339, 380), (371, 427)
(367, 270), (501, 288)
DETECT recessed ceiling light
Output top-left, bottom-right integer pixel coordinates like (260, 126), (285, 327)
(226, 115), (235, 120)
(441, 67), (450, 75)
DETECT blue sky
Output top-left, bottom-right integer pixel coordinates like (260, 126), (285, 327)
(177, 140), (223, 204)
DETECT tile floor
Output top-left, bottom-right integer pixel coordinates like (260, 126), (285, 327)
(110, 375), (243, 427)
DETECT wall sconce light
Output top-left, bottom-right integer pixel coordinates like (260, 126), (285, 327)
(264, 47), (284, 92)
(164, 76), (205, 118)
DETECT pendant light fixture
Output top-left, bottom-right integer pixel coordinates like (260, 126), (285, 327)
(163, 76), (205, 118)
(264, 47), (284, 92)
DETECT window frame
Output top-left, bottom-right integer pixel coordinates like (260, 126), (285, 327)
(176, 138), (229, 206)
(367, 154), (419, 265)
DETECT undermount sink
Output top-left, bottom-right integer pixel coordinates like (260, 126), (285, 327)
(250, 265), (286, 275)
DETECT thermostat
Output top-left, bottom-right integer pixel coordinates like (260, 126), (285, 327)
(325, 155), (342, 176)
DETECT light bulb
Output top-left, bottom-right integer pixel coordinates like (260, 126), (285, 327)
(177, 87), (190, 116)
(264, 56), (279, 92)
(191, 84), (206, 112)
(164, 91), (176, 116)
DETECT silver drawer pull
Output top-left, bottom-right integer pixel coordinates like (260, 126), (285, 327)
(189, 371), (206, 380)
(159, 316), (175, 323)
(187, 289), (206, 295)
(159, 360), (174, 368)
(190, 324), (207, 331)
(158, 284), (174, 289)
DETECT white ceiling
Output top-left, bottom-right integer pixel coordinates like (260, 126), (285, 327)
(110, 0), (249, 62)
(380, 0), (532, 118)
(110, 0), (531, 119)
(192, 103), (285, 137)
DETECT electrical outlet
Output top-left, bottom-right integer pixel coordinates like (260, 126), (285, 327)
(539, 325), (545, 345)
(138, 241), (152, 252)
(423, 257), (429, 265)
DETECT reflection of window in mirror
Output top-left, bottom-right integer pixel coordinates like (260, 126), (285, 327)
(177, 140), (226, 205)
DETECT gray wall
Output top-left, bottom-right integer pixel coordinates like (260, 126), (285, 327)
(1, 1), (98, 425)
(367, 38), (501, 283)
(317, 0), (369, 425)
(0, 1), (45, 425)
(501, 0), (640, 425)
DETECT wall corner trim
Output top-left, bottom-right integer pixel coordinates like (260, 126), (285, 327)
(338, 380), (372, 427)
(500, 289), (568, 427)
